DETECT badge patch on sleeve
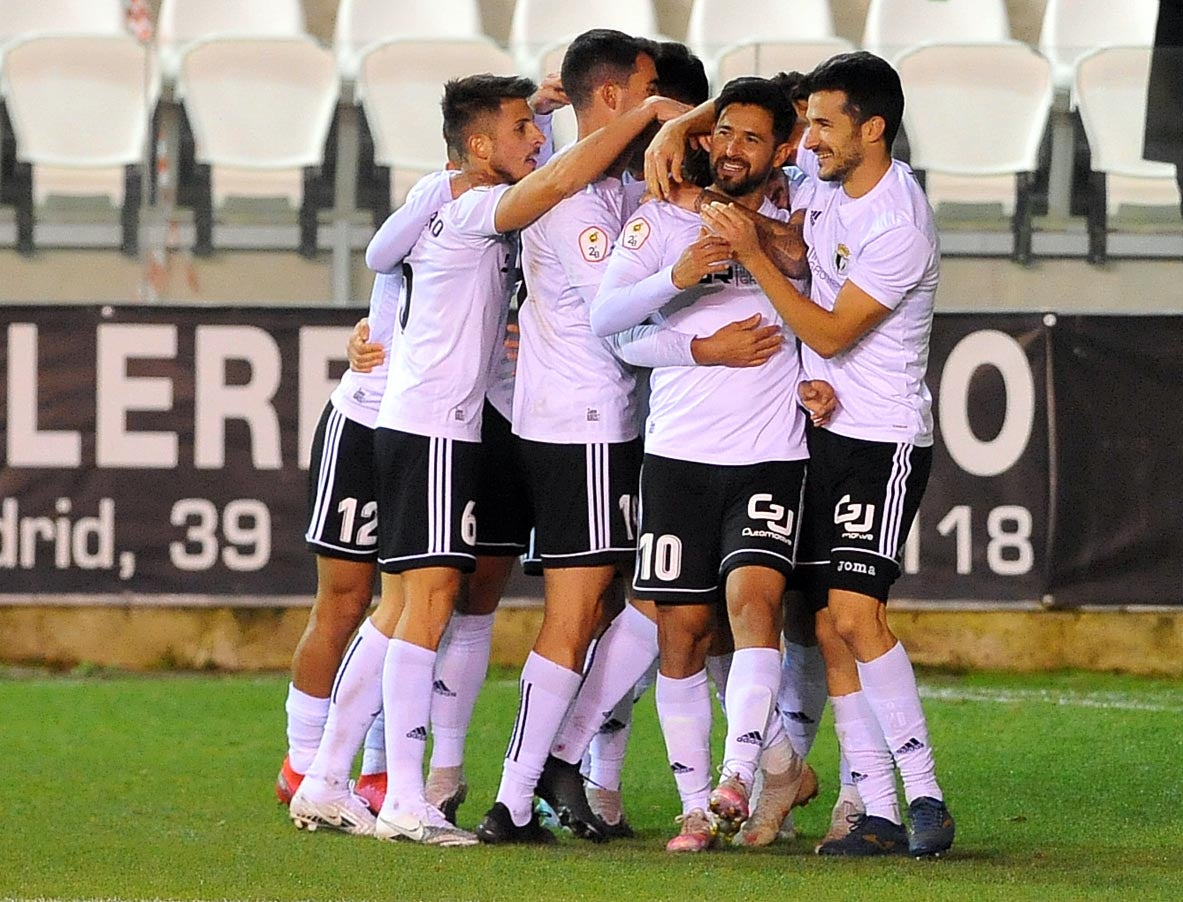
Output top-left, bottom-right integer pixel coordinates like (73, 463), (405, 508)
(621, 217), (651, 250)
(579, 226), (607, 263)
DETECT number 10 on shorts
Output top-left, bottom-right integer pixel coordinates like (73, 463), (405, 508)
(637, 532), (683, 581)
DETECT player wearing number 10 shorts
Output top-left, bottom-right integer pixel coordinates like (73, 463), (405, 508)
(592, 77), (815, 853)
(699, 52), (955, 858)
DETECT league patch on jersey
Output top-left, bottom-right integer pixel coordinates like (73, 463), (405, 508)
(834, 243), (851, 275)
(579, 226), (608, 263)
(621, 216), (652, 250)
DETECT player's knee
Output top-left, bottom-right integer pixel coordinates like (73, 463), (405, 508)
(726, 594), (781, 645)
(828, 605), (875, 649)
(312, 582), (374, 637)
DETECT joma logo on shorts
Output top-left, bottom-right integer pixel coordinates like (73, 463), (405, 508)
(837, 560), (876, 576)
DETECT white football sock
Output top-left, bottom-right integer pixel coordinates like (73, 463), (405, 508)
(285, 684), (329, 774)
(839, 748), (855, 786)
(721, 647), (781, 787)
(705, 652), (732, 711)
(634, 656), (659, 699)
(361, 709), (385, 776)
(429, 611), (494, 770)
(381, 638), (436, 810)
(304, 618), (387, 789)
(831, 691), (899, 823)
(778, 641), (827, 758)
(656, 670), (713, 815)
(857, 641), (943, 804)
(586, 691), (633, 792)
(551, 605), (657, 766)
(495, 652), (582, 826)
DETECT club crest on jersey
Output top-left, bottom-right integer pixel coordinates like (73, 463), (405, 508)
(579, 226), (607, 263)
(834, 243), (851, 275)
(622, 217), (651, 250)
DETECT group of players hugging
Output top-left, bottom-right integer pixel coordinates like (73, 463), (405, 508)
(273, 26), (955, 858)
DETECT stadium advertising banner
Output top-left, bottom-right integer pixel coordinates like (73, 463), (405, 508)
(0, 306), (1177, 607)
(893, 314), (1050, 602)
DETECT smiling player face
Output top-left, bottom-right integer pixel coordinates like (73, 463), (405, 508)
(709, 103), (783, 198)
(804, 89), (866, 184)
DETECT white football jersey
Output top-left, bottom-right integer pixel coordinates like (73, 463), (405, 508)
(376, 183), (518, 441)
(594, 199), (808, 466)
(513, 175), (642, 443)
(797, 148), (939, 447)
(332, 170), (459, 428)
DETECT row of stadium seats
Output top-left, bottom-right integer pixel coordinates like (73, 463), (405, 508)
(0, 2), (1174, 263)
(0, 0), (1162, 91)
(1, 33), (1176, 264)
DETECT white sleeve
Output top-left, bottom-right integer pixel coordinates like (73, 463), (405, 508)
(535, 112), (555, 168)
(456, 183), (513, 239)
(847, 224), (935, 311)
(589, 212), (679, 337)
(609, 319), (696, 368)
(540, 192), (627, 310)
(364, 170), (454, 273)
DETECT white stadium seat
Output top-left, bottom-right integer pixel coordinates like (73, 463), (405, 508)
(509, 0), (661, 75)
(334, 0), (484, 82)
(863, 0), (1010, 63)
(0, 0), (126, 87)
(897, 42), (1053, 263)
(1073, 46), (1181, 263)
(687, 0), (834, 57)
(177, 36), (338, 256)
(358, 37), (515, 204)
(158, 0), (306, 83)
(1039, 0), (1159, 96)
(1, 34), (158, 255)
(0, 0), (124, 44)
(715, 39), (855, 88)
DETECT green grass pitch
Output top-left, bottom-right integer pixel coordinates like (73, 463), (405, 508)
(1, 667), (1180, 901)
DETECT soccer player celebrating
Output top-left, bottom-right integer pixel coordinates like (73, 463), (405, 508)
(590, 77), (816, 853)
(281, 165), (477, 822)
(699, 52), (955, 858)
(354, 73), (683, 848)
(475, 30), (673, 845)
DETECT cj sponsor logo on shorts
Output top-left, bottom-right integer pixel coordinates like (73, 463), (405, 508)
(834, 494), (876, 539)
(743, 494), (794, 546)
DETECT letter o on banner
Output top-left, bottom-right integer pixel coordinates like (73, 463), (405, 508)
(939, 330), (1035, 477)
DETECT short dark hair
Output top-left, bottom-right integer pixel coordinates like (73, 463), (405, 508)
(714, 76), (796, 145)
(805, 51), (904, 147)
(561, 29), (651, 112)
(770, 70), (810, 106)
(441, 73), (536, 160)
(655, 41), (709, 106)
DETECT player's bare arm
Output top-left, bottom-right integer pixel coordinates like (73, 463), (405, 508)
(702, 200), (890, 358)
(665, 185), (809, 281)
(643, 98), (717, 198)
(694, 191), (808, 280)
(529, 72), (569, 115)
(494, 95), (689, 234)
